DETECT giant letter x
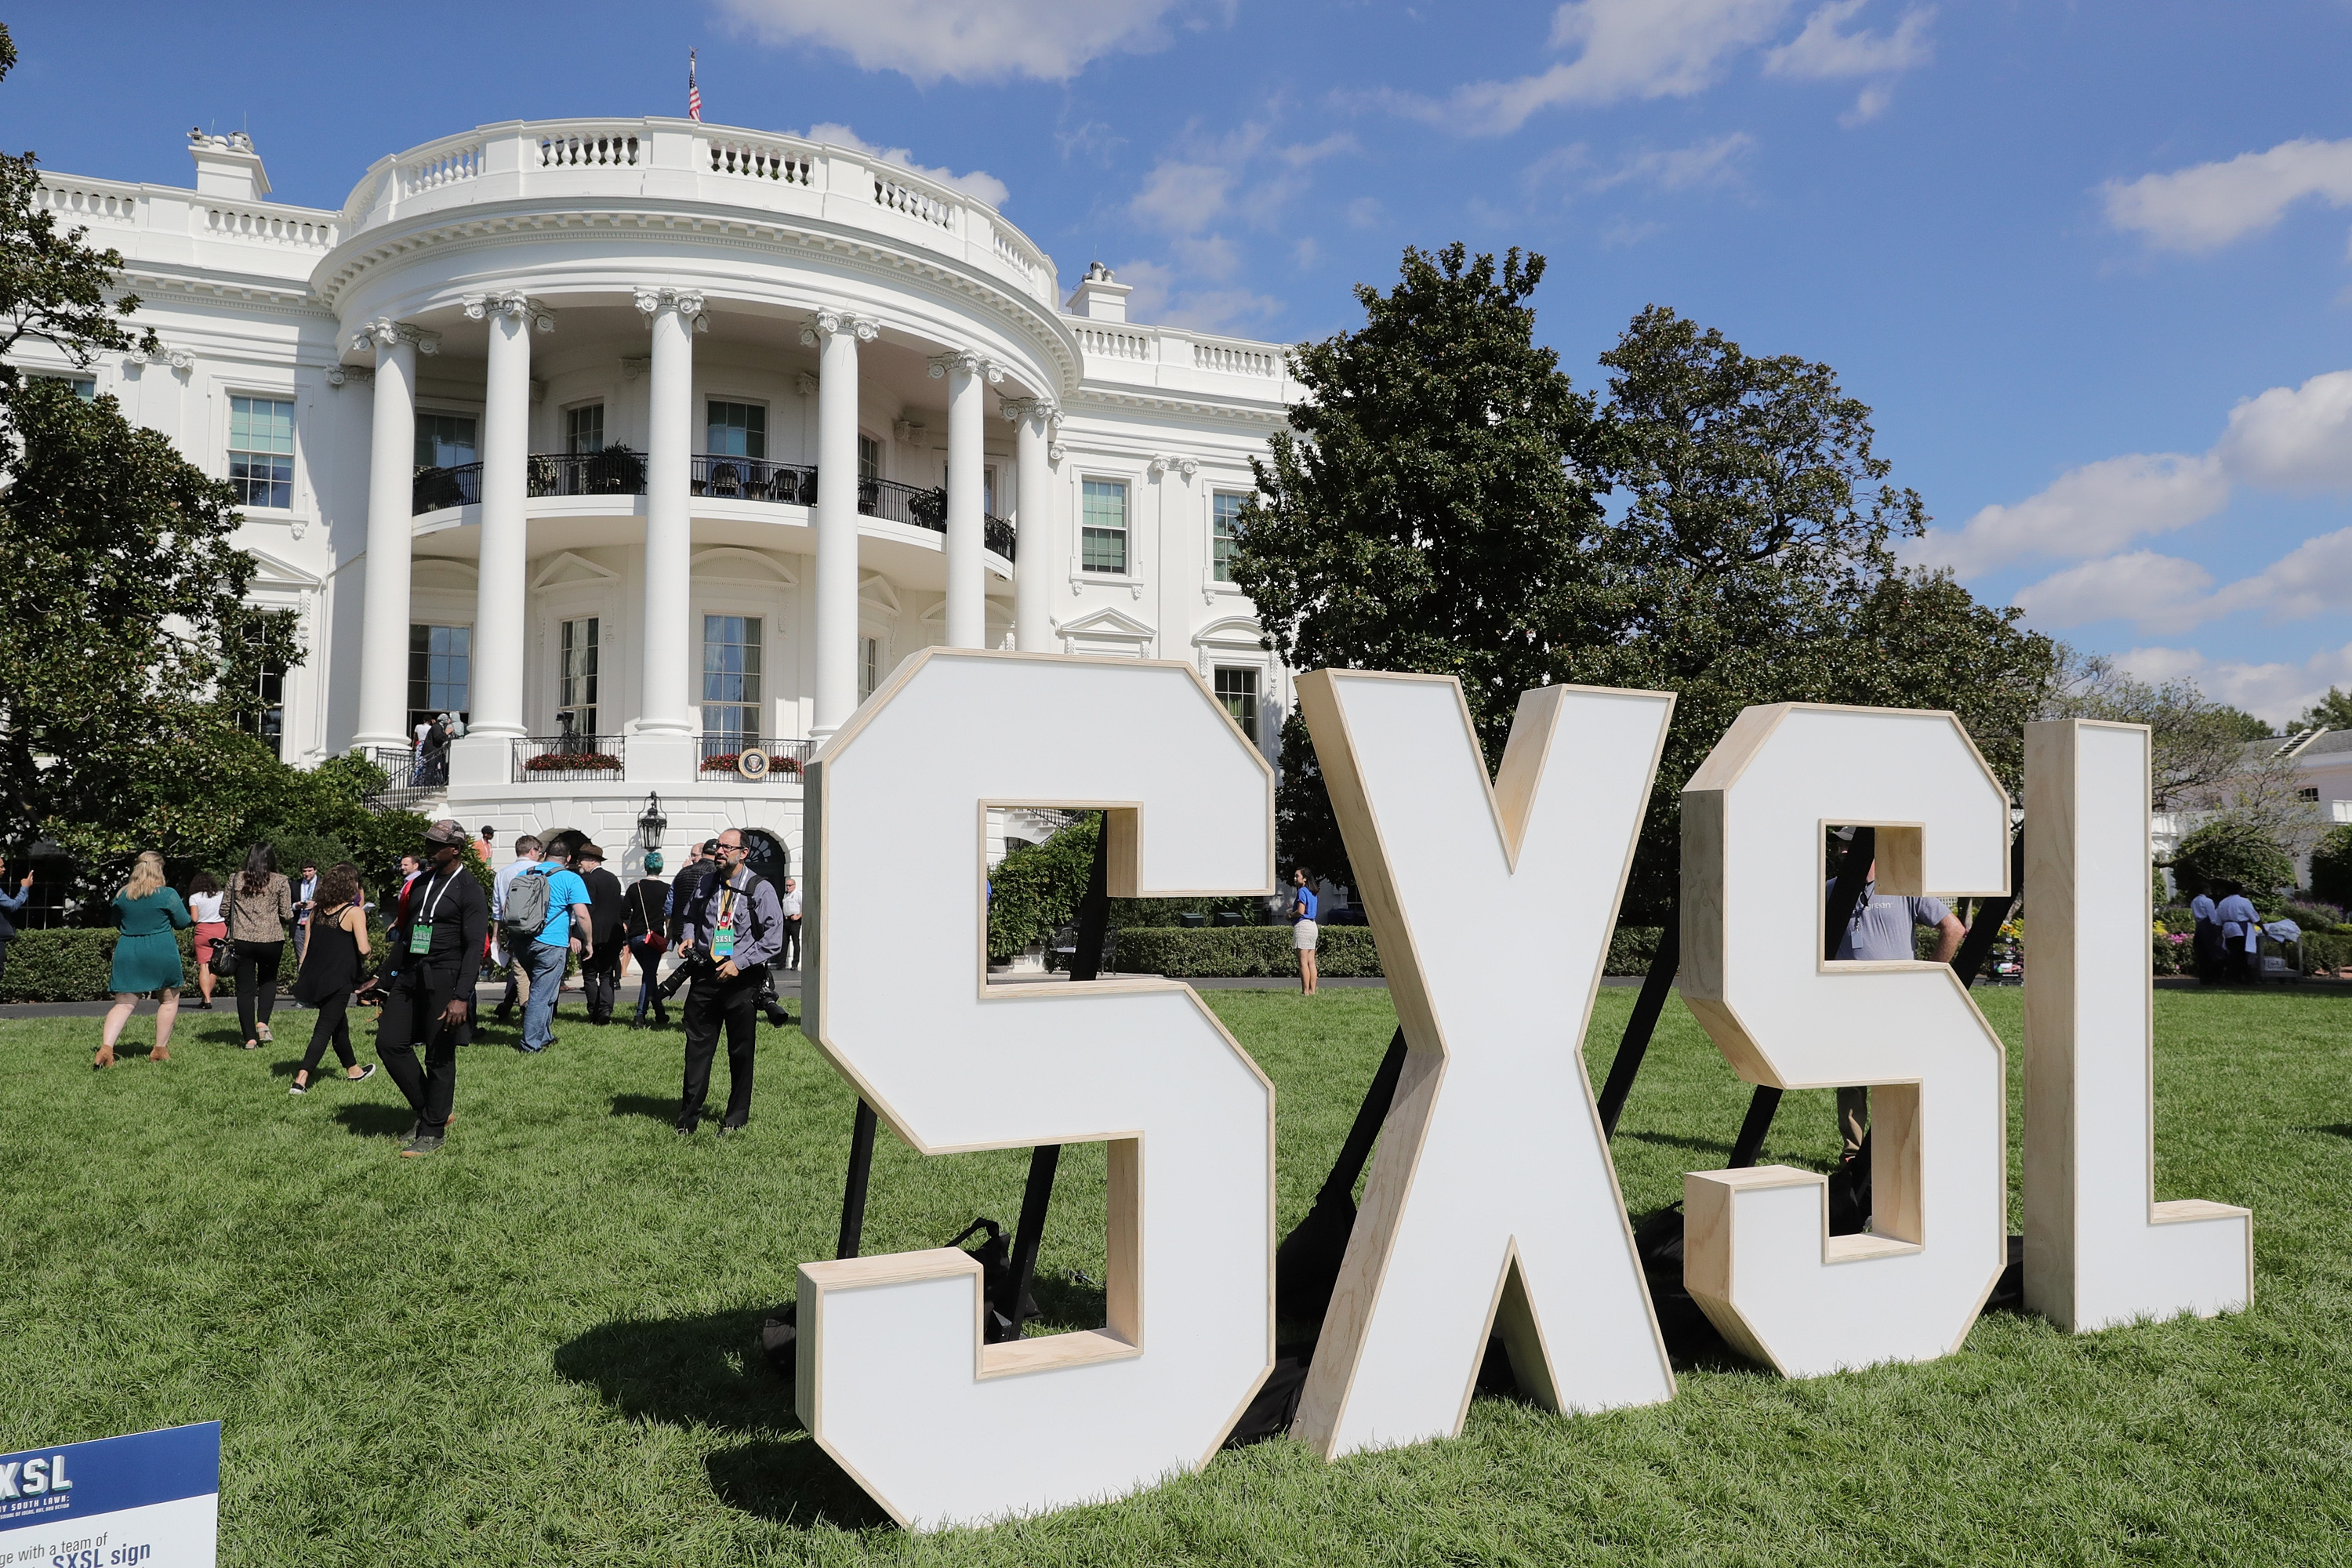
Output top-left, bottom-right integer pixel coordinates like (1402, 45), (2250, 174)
(1292, 673), (1678, 1459)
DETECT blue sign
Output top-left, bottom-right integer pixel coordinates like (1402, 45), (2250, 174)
(0, 1423), (218, 1567)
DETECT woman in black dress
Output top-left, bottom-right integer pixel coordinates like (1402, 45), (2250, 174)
(289, 862), (376, 1094)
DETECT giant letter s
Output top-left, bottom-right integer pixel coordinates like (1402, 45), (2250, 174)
(796, 650), (1276, 1528)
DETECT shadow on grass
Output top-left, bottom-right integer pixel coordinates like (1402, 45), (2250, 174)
(556, 1310), (890, 1529)
(332, 1102), (416, 1139)
(609, 1094), (681, 1124)
(2294, 1124), (2352, 1141)
(1028, 1269), (1109, 1332)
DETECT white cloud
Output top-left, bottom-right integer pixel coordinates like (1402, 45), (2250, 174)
(2211, 526), (2352, 622)
(1116, 259), (1283, 333)
(1128, 161), (1236, 234)
(1907, 452), (2227, 575)
(1594, 132), (1758, 191)
(720, 0), (1194, 84)
(2012, 550), (2216, 633)
(2216, 369), (2352, 493)
(1840, 82), (1893, 126)
(2103, 136), (2352, 253)
(2113, 643), (2352, 726)
(1389, 0), (1796, 136)
(1763, 0), (1933, 78)
(1345, 196), (1385, 229)
(801, 123), (1009, 206)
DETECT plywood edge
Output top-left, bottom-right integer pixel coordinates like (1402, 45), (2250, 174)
(1822, 1234), (1921, 1264)
(2151, 1198), (2253, 1225)
(978, 1327), (1142, 1379)
(801, 1248), (982, 1292)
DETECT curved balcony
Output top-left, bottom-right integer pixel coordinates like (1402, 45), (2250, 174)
(413, 452), (1015, 560)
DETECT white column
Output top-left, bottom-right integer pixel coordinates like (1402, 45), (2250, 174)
(805, 308), (878, 737)
(351, 318), (434, 750)
(931, 350), (998, 649)
(450, 292), (552, 786)
(1004, 397), (1058, 653)
(631, 286), (705, 781)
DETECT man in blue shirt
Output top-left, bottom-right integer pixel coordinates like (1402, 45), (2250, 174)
(2213, 881), (2263, 985)
(2189, 883), (2223, 984)
(1829, 859), (1966, 1163)
(517, 840), (593, 1052)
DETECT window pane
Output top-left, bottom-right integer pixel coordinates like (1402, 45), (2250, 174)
(1082, 479), (1127, 574)
(228, 396), (297, 507)
(701, 615), (763, 735)
(412, 413), (476, 470)
(408, 622), (470, 728)
(858, 435), (880, 484)
(1215, 667), (1258, 736)
(566, 405), (604, 455)
(1213, 492), (1245, 581)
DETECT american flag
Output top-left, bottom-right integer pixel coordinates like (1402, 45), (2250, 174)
(688, 50), (702, 122)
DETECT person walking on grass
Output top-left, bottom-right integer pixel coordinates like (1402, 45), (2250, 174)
(0, 861), (31, 991)
(490, 834), (543, 1023)
(626, 851), (673, 1029)
(291, 862), (318, 967)
(673, 829), (783, 1136)
(186, 870), (226, 1011)
(289, 862), (377, 1095)
(514, 839), (592, 1054)
(227, 844), (294, 1052)
(379, 821), (488, 1156)
(96, 851), (190, 1069)
(1290, 866), (1320, 995)
(575, 844), (626, 1025)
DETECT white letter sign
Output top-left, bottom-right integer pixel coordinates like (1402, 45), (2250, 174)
(2023, 719), (2252, 1330)
(1292, 673), (1678, 1458)
(1680, 704), (2011, 1377)
(797, 649), (1276, 1529)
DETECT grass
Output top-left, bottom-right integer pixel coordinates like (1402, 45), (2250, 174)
(1, 982), (2347, 1565)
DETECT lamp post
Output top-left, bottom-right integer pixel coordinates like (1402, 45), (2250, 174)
(638, 791), (668, 855)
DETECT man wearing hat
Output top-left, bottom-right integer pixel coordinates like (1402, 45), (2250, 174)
(380, 819), (489, 1157)
(626, 851), (673, 1028)
(575, 843), (628, 1024)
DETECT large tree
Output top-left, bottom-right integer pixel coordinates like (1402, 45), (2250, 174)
(0, 23), (303, 887)
(1236, 249), (2060, 916)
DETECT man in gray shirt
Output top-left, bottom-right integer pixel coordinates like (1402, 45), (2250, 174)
(1830, 861), (1967, 1161)
(673, 828), (786, 1136)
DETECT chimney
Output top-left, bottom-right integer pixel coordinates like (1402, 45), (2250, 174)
(1066, 261), (1131, 323)
(187, 129), (270, 201)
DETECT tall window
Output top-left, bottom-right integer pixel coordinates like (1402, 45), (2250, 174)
(1215, 667), (1259, 741)
(707, 401), (767, 459)
(559, 617), (600, 735)
(858, 434), (880, 483)
(702, 615), (762, 738)
(414, 412), (477, 470)
(860, 635), (880, 700)
(34, 374), (95, 400)
(1212, 492), (1247, 582)
(228, 396), (295, 507)
(1082, 479), (1129, 574)
(408, 623), (470, 735)
(565, 404), (604, 455)
(244, 621), (286, 758)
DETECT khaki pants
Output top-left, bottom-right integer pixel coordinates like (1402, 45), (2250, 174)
(1838, 1086), (1870, 1163)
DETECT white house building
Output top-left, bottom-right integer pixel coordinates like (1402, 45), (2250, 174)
(30, 120), (1303, 878)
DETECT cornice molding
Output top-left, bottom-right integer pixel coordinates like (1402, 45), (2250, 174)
(462, 290), (556, 332)
(350, 318), (440, 356)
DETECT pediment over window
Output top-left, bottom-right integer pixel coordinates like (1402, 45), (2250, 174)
(691, 546), (797, 585)
(531, 550), (622, 590)
(242, 545), (321, 590)
(1192, 615), (1268, 652)
(858, 572), (902, 615)
(1057, 606), (1156, 656)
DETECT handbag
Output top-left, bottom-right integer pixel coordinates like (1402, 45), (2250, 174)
(209, 885), (240, 978)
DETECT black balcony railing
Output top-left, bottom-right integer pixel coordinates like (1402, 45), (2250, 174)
(698, 735), (815, 781)
(413, 449), (1015, 559)
(511, 735), (626, 783)
(692, 454), (818, 503)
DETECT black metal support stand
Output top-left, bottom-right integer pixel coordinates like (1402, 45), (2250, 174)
(1597, 913), (1680, 1140)
(1273, 1026), (1408, 1323)
(998, 1143), (1062, 1338)
(835, 1098), (878, 1261)
(1069, 813), (1112, 982)
(1950, 830), (2027, 989)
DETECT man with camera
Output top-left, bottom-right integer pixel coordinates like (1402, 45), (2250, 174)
(673, 828), (785, 1137)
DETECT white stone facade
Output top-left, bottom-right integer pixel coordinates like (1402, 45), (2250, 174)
(27, 121), (1301, 879)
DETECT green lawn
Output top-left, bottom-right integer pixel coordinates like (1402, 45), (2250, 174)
(2, 982), (2347, 1565)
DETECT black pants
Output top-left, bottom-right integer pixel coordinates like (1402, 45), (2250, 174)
(299, 988), (358, 1076)
(235, 940), (284, 1041)
(0, 938), (10, 989)
(780, 917), (802, 970)
(378, 964), (469, 1134)
(583, 936), (626, 1020)
(681, 972), (760, 1127)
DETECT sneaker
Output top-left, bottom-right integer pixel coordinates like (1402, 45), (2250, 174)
(399, 1134), (445, 1157)
(674, 1119), (696, 1136)
(289, 1080), (308, 1096)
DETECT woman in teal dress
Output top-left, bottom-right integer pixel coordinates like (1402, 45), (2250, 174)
(97, 851), (191, 1069)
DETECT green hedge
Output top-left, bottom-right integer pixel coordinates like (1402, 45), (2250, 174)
(0, 925), (304, 1004)
(1106, 925), (1671, 979)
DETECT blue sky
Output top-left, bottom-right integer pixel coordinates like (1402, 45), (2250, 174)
(9, 1), (2352, 721)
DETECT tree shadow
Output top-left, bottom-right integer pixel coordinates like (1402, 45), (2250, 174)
(2293, 1124), (2352, 1141)
(1621, 1129), (1734, 1158)
(609, 1094), (681, 1124)
(331, 1102), (416, 1139)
